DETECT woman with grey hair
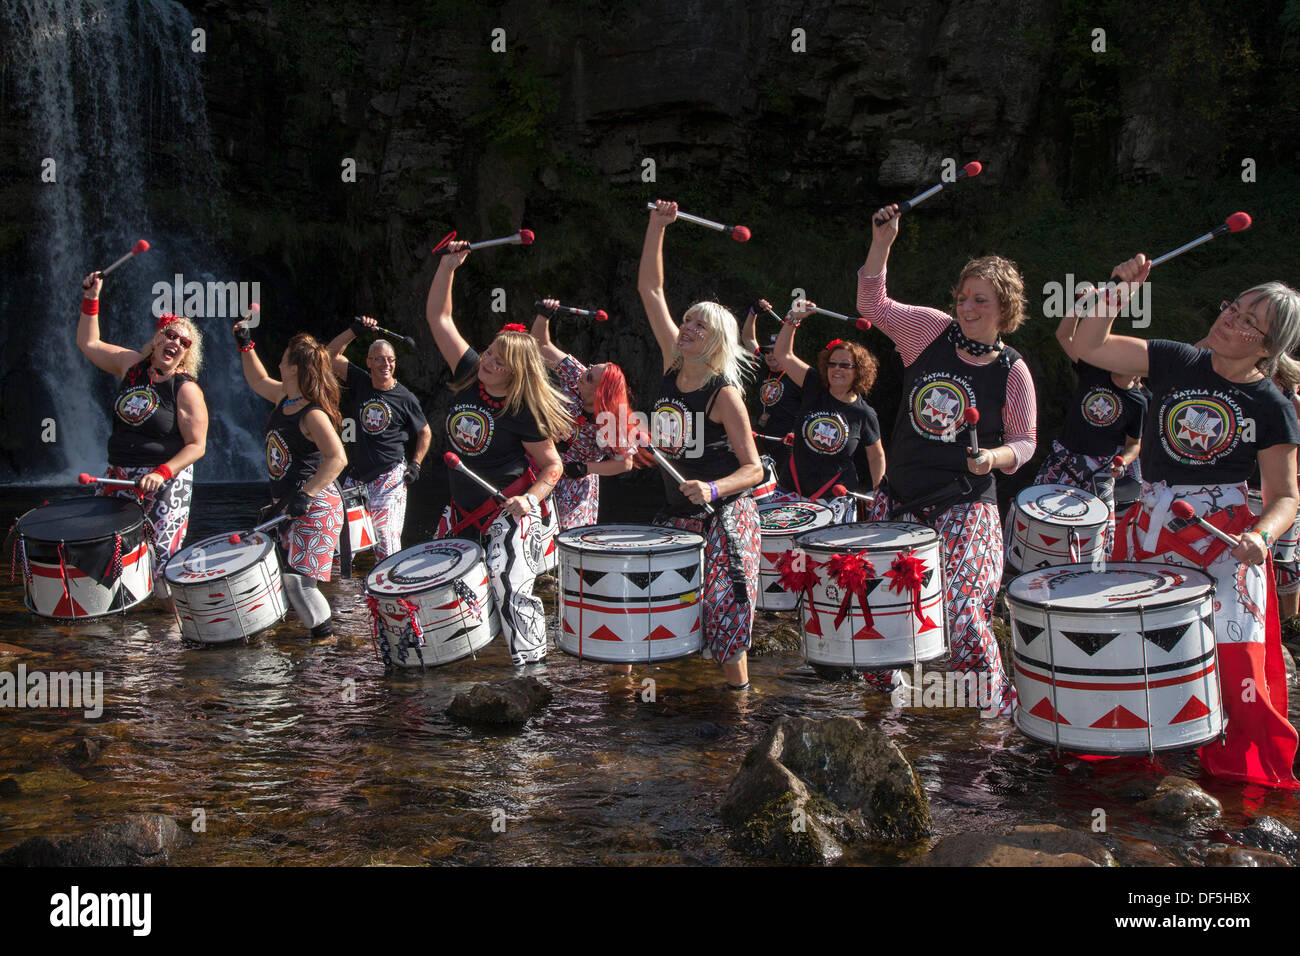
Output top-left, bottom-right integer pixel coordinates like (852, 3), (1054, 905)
(638, 200), (764, 690)
(1072, 255), (1300, 789)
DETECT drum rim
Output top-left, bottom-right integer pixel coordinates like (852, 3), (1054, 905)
(1005, 563), (1215, 614)
(556, 523), (705, 557)
(164, 531), (275, 583)
(794, 520), (938, 552)
(1013, 483), (1110, 523)
(14, 497), (146, 543)
(364, 539), (487, 595)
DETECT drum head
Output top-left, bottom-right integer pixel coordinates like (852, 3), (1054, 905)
(366, 539), (484, 595)
(796, 521), (936, 554)
(1007, 562), (1213, 612)
(556, 524), (704, 557)
(759, 501), (834, 535)
(165, 532), (274, 584)
(15, 496), (145, 542)
(1015, 484), (1109, 525)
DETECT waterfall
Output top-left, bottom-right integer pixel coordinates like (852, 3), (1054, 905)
(1, 0), (264, 483)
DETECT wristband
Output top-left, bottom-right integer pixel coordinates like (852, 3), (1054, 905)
(234, 324), (253, 350)
(1257, 528), (1273, 547)
(152, 464), (174, 481)
(81, 298), (99, 316)
(525, 493), (539, 512)
(708, 481), (719, 502)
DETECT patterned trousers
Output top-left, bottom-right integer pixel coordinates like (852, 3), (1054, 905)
(555, 473), (599, 530)
(347, 464), (408, 561)
(1032, 439), (1118, 555)
(101, 464), (194, 566)
(277, 486), (345, 581)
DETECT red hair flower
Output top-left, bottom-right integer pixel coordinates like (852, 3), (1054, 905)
(156, 312), (180, 330)
(500, 323), (527, 334)
(824, 338), (844, 351)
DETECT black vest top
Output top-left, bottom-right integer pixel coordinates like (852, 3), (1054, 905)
(107, 360), (196, 468)
(653, 371), (741, 516)
(265, 398), (323, 500)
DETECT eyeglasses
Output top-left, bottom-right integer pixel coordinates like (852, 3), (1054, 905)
(161, 327), (192, 349)
(827, 361), (856, 370)
(1220, 300), (1268, 341)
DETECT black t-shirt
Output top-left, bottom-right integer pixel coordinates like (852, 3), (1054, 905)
(444, 349), (545, 513)
(107, 360), (197, 468)
(343, 363), (428, 483)
(1057, 359), (1147, 457)
(780, 367), (880, 497)
(754, 371), (802, 438)
(1141, 340), (1299, 486)
(653, 371), (742, 516)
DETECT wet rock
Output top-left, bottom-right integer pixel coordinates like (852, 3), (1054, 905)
(64, 737), (105, 766)
(0, 767), (89, 797)
(1135, 775), (1221, 825)
(748, 622), (802, 657)
(1205, 845), (1291, 867)
(1239, 816), (1300, 858)
(0, 813), (190, 866)
(721, 715), (930, 864)
(446, 677), (552, 726)
(907, 825), (1115, 867)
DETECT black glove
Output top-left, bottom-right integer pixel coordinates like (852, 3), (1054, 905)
(280, 490), (313, 519)
(350, 316), (370, 337)
(563, 460), (587, 480)
(404, 460), (421, 485)
(233, 324), (253, 349)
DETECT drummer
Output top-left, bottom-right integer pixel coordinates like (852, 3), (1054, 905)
(1072, 259), (1300, 788)
(639, 201), (764, 691)
(234, 325), (347, 638)
(857, 204), (1037, 715)
(767, 300), (885, 523)
(77, 272), (209, 588)
(741, 302), (802, 461)
(425, 241), (571, 665)
(325, 316), (432, 560)
(1041, 311), (1147, 553)
(529, 298), (635, 529)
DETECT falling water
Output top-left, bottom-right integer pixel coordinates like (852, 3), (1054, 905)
(0, 0), (263, 482)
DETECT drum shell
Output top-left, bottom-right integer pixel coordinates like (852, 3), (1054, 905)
(1248, 490), (1300, 564)
(165, 532), (287, 643)
(752, 455), (779, 502)
(336, 484), (376, 556)
(757, 501), (834, 611)
(16, 499), (153, 619)
(1006, 484), (1108, 574)
(1113, 477), (1140, 512)
(794, 521), (947, 668)
(1007, 563), (1223, 754)
(556, 525), (704, 663)
(365, 540), (501, 668)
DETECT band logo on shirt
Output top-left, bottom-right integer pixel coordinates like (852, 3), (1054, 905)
(909, 373), (973, 441)
(115, 386), (159, 425)
(803, 411), (849, 455)
(759, 378), (785, 407)
(266, 432), (291, 479)
(448, 406), (495, 456)
(1081, 388), (1121, 427)
(360, 397), (393, 435)
(1160, 391), (1241, 464)
(652, 398), (693, 457)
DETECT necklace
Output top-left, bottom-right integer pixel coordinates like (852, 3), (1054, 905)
(478, 382), (505, 411)
(948, 321), (1002, 357)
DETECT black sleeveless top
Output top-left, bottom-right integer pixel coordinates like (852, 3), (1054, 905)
(265, 398), (323, 500)
(886, 333), (1021, 511)
(107, 360), (197, 468)
(653, 371), (742, 516)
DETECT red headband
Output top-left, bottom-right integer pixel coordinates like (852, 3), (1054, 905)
(500, 323), (527, 334)
(157, 312), (181, 330)
(824, 338), (845, 351)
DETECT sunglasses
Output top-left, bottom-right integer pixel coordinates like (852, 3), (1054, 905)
(161, 327), (192, 349)
(826, 361), (856, 370)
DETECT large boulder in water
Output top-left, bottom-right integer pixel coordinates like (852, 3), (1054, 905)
(446, 677), (552, 726)
(0, 814), (190, 866)
(1135, 775), (1221, 826)
(721, 715), (930, 863)
(907, 825), (1114, 867)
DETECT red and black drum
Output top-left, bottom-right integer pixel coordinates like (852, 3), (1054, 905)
(757, 500), (834, 611)
(336, 483), (376, 557)
(11, 497), (153, 619)
(1005, 483), (1108, 574)
(165, 532), (287, 644)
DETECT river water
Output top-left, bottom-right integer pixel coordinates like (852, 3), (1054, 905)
(1, 482), (1297, 866)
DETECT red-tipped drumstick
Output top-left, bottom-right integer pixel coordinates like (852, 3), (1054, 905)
(874, 161), (982, 226)
(1150, 212), (1252, 268)
(444, 452), (510, 505)
(228, 514), (291, 545)
(1169, 500), (1240, 548)
(634, 435), (715, 515)
(433, 230), (535, 255)
(809, 305), (872, 331)
(963, 407), (980, 455)
(77, 472), (138, 489)
(535, 301), (609, 322)
(751, 430), (795, 446)
(831, 483), (875, 503)
(645, 202), (750, 242)
(97, 239), (150, 279)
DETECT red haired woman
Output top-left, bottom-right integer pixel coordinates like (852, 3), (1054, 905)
(530, 298), (636, 528)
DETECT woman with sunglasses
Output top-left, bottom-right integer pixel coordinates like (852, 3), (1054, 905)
(856, 205), (1038, 716)
(77, 272), (209, 586)
(1073, 258), (1300, 788)
(767, 299), (885, 523)
(530, 298), (635, 529)
(426, 241), (571, 665)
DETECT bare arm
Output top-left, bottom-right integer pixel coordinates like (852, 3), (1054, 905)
(1055, 313), (1084, 363)
(502, 439), (564, 518)
(77, 273), (141, 378)
(300, 408), (347, 496)
(325, 316), (376, 380)
(740, 303), (760, 354)
(138, 381), (209, 493)
(1070, 254), (1152, 378)
(425, 242), (473, 369)
(234, 322), (284, 403)
(412, 424), (432, 465)
(677, 387), (764, 505)
(529, 299), (566, 369)
(773, 300), (814, 388)
(1246, 442), (1300, 565)
(865, 440), (886, 489)
(638, 200), (682, 371)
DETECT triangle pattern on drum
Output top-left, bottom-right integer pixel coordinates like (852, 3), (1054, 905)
(581, 569), (609, 587)
(1091, 705), (1148, 729)
(1028, 696), (1068, 724)
(669, 565), (699, 587)
(864, 576), (886, 596)
(1061, 629), (1121, 656)
(647, 625), (675, 642)
(1015, 620), (1045, 645)
(624, 569), (665, 591)
(1142, 623), (1190, 653)
(765, 580), (785, 594)
(1170, 696), (1211, 724)
(588, 625), (621, 642)
(1039, 534), (1061, 546)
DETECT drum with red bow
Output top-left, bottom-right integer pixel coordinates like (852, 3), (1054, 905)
(787, 522), (946, 669)
(757, 500), (834, 611)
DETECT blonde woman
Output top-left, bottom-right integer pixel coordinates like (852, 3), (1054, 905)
(639, 200), (764, 690)
(77, 272), (209, 579)
(426, 240), (571, 665)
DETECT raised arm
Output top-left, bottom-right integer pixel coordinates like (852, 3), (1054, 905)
(856, 207), (952, 363)
(638, 200), (682, 370)
(529, 298), (566, 369)
(425, 241), (474, 369)
(233, 321), (284, 403)
(77, 273), (141, 378)
(773, 299), (814, 388)
(1071, 254), (1152, 378)
(740, 302), (761, 354)
(326, 316), (376, 380)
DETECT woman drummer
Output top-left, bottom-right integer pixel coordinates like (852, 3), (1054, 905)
(768, 301), (886, 523)
(1072, 259), (1300, 788)
(530, 298), (636, 529)
(741, 300), (803, 461)
(426, 241), (571, 665)
(639, 200), (764, 691)
(856, 204), (1037, 715)
(76, 272), (209, 586)
(1041, 311), (1148, 554)
(234, 325), (347, 638)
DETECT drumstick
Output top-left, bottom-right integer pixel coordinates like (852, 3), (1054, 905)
(432, 230), (535, 255)
(1169, 500), (1241, 549)
(1085, 455), (1125, 480)
(77, 473), (138, 489)
(831, 484), (875, 503)
(752, 430), (795, 446)
(227, 514), (291, 545)
(635, 434), (715, 515)
(97, 239), (150, 278)
(809, 305), (872, 331)
(645, 202), (750, 242)
(752, 302), (784, 325)
(443, 452), (508, 505)
(873, 161), (982, 226)
(962, 408), (980, 455)
(534, 301), (609, 322)
(353, 317), (417, 348)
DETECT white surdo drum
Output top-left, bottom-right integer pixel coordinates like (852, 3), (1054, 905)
(757, 500), (834, 611)
(1007, 563), (1223, 755)
(1006, 483), (1109, 573)
(1248, 490), (1300, 564)
(556, 525), (704, 663)
(791, 522), (947, 669)
(364, 539), (501, 668)
(165, 532), (287, 643)
(336, 483), (376, 557)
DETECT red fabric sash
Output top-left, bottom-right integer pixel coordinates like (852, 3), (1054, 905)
(446, 468), (536, 537)
(787, 454), (843, 504)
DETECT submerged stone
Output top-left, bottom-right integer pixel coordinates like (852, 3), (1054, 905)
(907, 824), (1114, 867)
(1135, 775), (1221, 825)
(0, 813), (190, 866)
(446, 676), (553, 726)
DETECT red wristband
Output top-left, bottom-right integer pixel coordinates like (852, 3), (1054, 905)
(81, 298), (99, 315)
(152, 464), (174, 481)
(239, 342), (255, 353)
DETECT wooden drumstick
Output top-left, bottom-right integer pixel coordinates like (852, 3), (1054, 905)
(444, 452), (509, 505)
(1169, 500), (1240, 549)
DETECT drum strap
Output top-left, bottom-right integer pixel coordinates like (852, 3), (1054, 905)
(448, 469), (537, 538)
(788, 455), (842, 503)
(882, 475), (974, 524)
